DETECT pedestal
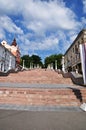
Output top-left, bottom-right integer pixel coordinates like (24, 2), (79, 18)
(80, 103), (86, 111)
(22, 60), (25, 69)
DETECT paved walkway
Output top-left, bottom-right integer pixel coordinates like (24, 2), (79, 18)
(0, 110), (85, 130)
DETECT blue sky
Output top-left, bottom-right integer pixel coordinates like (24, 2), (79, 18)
(0, 0), (86, 61)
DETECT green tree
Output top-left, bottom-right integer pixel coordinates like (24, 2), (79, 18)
(21, 54), (43, 68)
(44, 54), (62, 69)
(21, 55), (30, 68)
(30, 55), (43, 67)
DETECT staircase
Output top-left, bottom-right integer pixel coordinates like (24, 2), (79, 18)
(0, 87), (86, 106)
(0, 69), (86, 107)
(0, 69), (73, 84)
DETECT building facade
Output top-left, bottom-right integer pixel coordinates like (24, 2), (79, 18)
(64, 29), (86, 73)
(0, 44), (16, 72)
(1, 38), (21, 66)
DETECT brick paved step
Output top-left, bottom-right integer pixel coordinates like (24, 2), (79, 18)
(0, 88), (86, 106)
(0, 88), (83, 95)
(0, 69), (73, 84)
(0, 96), (81, 105)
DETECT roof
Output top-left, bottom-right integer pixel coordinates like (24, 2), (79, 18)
(11, 38), (17, 46)
(0, 43), (16, 58)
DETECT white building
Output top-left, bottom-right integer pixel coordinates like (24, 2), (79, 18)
(0, 43), (16, 72)
(1, 39), (21, 65)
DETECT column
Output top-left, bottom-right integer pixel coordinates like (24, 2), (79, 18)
(62, 56), (65, 72)
(22, 60), (25, 69)
(32, 63), (33, 69)
(55, 60), (57, 70)
(30, 62), (32, 69)
(9, 56), (12, 70)
(51, 63), (53, 70)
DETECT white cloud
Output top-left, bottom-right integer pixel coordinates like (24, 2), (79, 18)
(83, 0), (86, 13)
(0, 15), (23, 34)
(81, 17), (86, 26)
(0, 28), (5, 40)
(34, 35), (59, 50)
(0, 0), (80, 33)
(0, 0), (83, 58)
(0, 0), (23, 15)
(69, 34), (77, 44)
(18, 33), (59, 52)
(22, 0), (80, 33)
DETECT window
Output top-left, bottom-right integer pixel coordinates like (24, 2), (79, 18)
(75, 45), (78, 54)
(78, 41), (80, 47)
(81, 38), (84, 43)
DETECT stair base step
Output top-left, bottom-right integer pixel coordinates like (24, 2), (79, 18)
(0, 104), (81, 111)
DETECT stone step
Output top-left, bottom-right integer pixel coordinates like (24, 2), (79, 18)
(0, 88), (86, 95)
(0, 87), (86, 106)
(0, 69), (73, 84)
(0, 97), (80, 106)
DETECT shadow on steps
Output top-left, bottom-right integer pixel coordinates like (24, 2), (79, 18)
(69, 88), (82, 103)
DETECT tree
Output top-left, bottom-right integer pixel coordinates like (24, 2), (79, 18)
(30, 55), (43, 67)
(44, 54), (63, 69)
(21, 54), (43, 68)
(20, 55), (30, 68)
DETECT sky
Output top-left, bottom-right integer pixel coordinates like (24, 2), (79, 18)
(0, 0), (86, 62)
